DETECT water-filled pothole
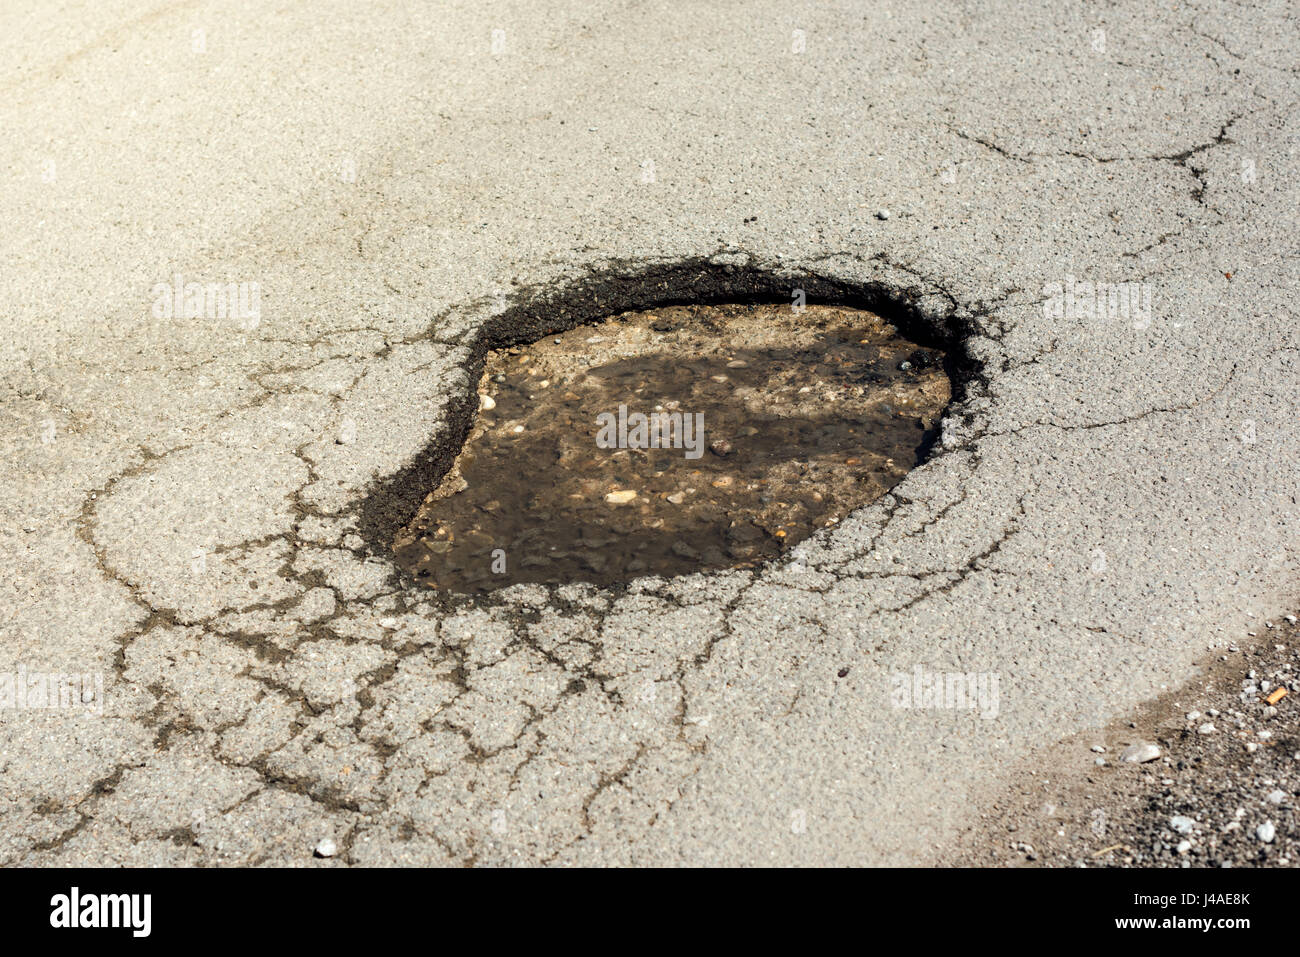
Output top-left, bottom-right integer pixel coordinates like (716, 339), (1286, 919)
(392, 302), (950, 593)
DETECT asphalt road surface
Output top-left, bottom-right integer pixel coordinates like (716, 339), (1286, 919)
(1, 0), (1296, 866)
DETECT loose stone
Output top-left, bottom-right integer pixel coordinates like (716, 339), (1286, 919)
(1120, 742), (1161, 763)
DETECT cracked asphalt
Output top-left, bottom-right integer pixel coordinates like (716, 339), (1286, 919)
(1, 0), (1297, 866)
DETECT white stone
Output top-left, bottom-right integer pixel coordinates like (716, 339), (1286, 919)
(1120, 742), (1161, 763)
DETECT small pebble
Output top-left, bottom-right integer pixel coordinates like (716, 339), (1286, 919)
(1257, 821), (1276, 843)
(604, 490), (637, 505)
(1170, 815), (1195, 835)
(314, 838), (338, 858)
(875, 209), (890, 220)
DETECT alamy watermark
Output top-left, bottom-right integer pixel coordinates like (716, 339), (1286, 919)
(596, 404), (704, 459)
(50, 887), (150, 937)
(1, 669), (104, 715)
(1042, 275), (1152, 329)
(151, 273), (261, 328)
(891, 665), (1000, 719)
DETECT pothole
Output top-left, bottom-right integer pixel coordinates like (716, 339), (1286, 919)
(392, 301), (950, 593)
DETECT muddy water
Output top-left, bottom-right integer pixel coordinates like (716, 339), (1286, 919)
(393, 303), (949, 593)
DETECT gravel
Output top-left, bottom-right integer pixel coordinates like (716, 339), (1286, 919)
(949, 616), (1300, 868)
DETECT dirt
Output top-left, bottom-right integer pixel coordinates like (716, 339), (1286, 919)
(392, 302), (950, 593)
(947, 616), (1300, 868)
